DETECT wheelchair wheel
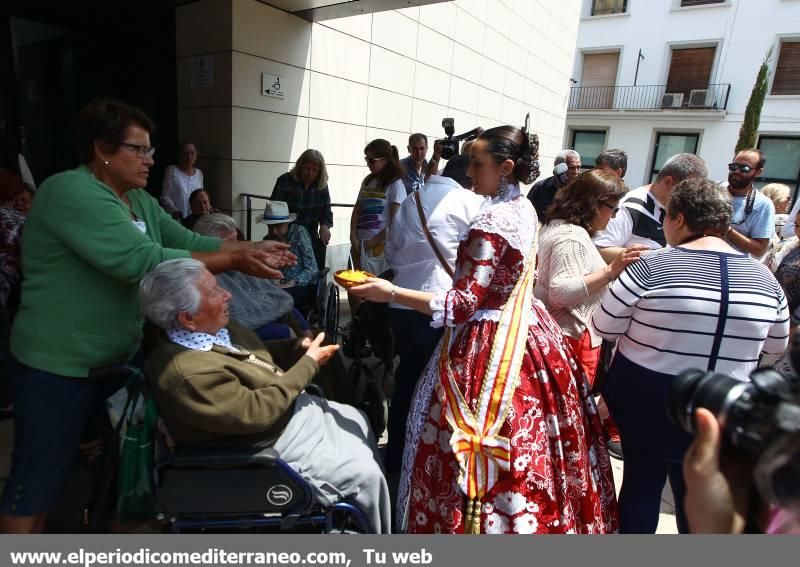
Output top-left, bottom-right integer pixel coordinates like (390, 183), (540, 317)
(324, 284), (339, 343)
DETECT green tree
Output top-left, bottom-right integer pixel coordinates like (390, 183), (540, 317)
(735, 48), (773, 153)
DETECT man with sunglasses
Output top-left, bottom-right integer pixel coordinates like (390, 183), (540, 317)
(724, 149), (774, 257)
(595, 153), (708, 263)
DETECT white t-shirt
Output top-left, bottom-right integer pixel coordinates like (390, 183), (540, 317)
(161, 165), (204, 217)
(593, 185), (666, 250)
(355, 177), (405, 241)
(385, 176), (486, 310)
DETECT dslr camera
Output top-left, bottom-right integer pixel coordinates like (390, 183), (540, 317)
(668, 364), (800, 513)
(436, 118), (481, 161)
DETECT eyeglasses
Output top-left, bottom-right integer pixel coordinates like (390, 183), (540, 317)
(364, 156), (386, 165)
(600, 201), (620, 214)
(120, 142), (156, 158)
(728, 162), (754, 174)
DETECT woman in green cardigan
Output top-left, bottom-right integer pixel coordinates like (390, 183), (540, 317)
(0, 99), (294, 533)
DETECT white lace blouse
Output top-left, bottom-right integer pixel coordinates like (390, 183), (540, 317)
(535, 220), (607, 347)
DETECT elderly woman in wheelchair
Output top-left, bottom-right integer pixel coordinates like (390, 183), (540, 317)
(139, 258), (390, 533)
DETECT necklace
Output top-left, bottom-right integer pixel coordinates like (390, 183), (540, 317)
(88, 166), (140, 221)
(730, 187), (755, 226)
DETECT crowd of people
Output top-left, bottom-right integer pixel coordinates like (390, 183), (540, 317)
(0, 96), (797, 536)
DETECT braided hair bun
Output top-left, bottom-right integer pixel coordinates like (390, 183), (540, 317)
(478, 114), (541, 185)
(516, 114), (540, 184)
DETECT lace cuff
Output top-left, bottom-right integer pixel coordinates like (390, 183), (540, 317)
(429, 289), (455, 328)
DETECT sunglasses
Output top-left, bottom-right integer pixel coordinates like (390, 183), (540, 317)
(728, 163), (754, 174)
(600, 201), (620, 214)
(364, 156), (386, 165)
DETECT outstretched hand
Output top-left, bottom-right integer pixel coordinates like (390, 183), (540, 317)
(231, 248), (284, 279)
(255, 240), (297, 267)
(609, 244), (649, 279)
(302, 332), (339, 366)
(346, 277), (393, 303)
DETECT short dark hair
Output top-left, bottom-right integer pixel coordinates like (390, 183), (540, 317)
(364, 139), (402, 187)
(595, 149), (628, 177)
(667, 177), (731, 236)
(75, 98), (155, 164)
(546, 169), (628, 235)
(442, 154), (472, 189)
(188, 188), (208, 205)
(408, 133), (428, 146)
(737, 148), (766, 169)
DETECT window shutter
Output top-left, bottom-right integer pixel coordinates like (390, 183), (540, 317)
(667, 47), (716, 93)
(772, 41), (800, 95)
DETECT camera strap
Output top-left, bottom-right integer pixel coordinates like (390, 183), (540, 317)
(414, 191), (455, 279)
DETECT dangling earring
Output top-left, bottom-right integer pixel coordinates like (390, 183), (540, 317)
(496, 174), (509, 200)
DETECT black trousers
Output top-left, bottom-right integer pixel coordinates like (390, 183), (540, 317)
(385, 308), (443, 473)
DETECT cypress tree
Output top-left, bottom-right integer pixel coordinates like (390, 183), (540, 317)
(735, 48), (772, 153)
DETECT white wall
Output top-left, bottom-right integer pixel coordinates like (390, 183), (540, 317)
(177, 0), (582, 247)
(566, 0), (800, 187)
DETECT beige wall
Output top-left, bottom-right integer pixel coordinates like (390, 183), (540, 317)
(176, 0), (581, 244)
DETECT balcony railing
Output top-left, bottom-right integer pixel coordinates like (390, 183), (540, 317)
(568, 83), (731, 111)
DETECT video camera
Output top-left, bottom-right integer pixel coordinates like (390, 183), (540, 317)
(436, 118), (482, 161)
(668, 352), (800, 516)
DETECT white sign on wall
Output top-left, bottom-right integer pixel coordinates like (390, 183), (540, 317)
(190, 56), (214, 88)
(262, 73), (285, 99)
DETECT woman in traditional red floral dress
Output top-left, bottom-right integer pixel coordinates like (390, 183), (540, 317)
(350, 120), (618, 534)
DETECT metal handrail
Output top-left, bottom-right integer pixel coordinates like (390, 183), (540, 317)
(241, 192), (354, 240)
(568, 83), (731, 111)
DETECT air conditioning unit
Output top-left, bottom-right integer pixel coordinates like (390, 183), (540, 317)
(661, 92), (684, 108)
(688, 89), (710, 107)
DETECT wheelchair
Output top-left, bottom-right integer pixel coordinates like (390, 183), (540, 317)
(303, 268), (340, 343)
(99, 366), (374, 533)
(154, 443), (372, 533)
(150, 383), (374, 533)
(341, 271), (397, 437)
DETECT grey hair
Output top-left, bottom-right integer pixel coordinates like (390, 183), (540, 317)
(656, 153), (708, 183)
(139, 258), (206, 330)
(193, 213), (238, 238)
(554, 149), (580, 165)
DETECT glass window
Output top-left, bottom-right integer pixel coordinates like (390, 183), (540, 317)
(571, 130), (607, 169)
(591, 0), (627, 16)
(650, 132), (699, 182)
(757, 136), (800, 201)
(680, 0), (725, 6)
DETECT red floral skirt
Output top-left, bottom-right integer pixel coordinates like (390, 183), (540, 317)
(405, 303), (618, 534)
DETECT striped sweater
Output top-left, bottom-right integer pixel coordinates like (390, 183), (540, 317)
(592, 247), (790, 380)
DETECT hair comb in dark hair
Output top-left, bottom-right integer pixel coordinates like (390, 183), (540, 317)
(520, 113), (540, 184)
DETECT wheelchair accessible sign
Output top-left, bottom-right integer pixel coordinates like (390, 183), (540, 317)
(262, 73), (285, 100)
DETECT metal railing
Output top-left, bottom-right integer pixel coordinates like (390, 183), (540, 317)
(568, 83), (731, 111)
(241, 192), (354, 240)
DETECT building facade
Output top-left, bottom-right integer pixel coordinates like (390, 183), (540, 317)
(565, 0), (800, 195)
(176, 0), (582, 246)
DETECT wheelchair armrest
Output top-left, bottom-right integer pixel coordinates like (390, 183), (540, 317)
(317, 267), (330, 280)
(170, 445), (280, 468)
(305, 383), (325, 398)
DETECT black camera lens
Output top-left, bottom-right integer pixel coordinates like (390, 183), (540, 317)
(667, 369), (751, 433)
